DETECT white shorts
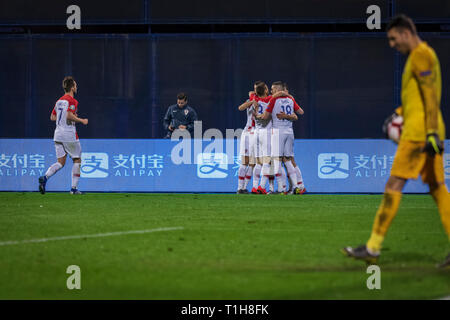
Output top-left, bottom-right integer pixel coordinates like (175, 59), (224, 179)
(54, 141), (82, 159)
(271, 128), (294, 157)
(256, 128), (271, 158)
(239, 129), (255, 158)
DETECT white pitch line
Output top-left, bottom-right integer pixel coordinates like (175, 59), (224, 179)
(0, 227), (184, 247)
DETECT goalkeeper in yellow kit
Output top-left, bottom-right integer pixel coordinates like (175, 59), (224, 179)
(343, 14), (450, 268)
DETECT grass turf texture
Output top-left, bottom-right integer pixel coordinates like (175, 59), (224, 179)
(0, 192), (449, 300)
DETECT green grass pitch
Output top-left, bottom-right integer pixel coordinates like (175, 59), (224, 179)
(0, 192), (449, 300)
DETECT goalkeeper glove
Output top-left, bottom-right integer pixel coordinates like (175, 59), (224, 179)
(382, 112), (398, 138)
(423, 133), (444, 157)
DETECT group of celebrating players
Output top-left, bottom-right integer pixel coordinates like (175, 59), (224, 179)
(236, 81), (306, 195)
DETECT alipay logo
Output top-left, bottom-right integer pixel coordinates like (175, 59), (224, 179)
(81, 153), (109, 178)
(444, 153), (450, 179)
(197, 153), (228, 178)
(318, 153), (349, 179)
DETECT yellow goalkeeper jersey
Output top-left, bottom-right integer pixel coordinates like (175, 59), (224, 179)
(399, 41), (445, 142)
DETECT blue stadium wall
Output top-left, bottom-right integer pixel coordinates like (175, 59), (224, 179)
(1, 33), (449, 140)
(1, 0), (449, 193)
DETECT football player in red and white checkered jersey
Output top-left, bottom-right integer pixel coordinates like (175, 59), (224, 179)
(281, 82), (306, 194)
(236, 82), (258, 194)
(257, 81), (306, 194)
(38, 76), (88, 195)
(249, 82), (295, 194)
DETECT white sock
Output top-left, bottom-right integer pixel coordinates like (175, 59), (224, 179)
(285, 161), (298, 190)
(237, 164), (247, 190)
(287, 175), (294, 191)
(280, 165), (287, 191)
(259, 163), (271, 190)
(253, 164), (262, 189)
(295, 165), (304, 189)
(244, 166), (253, 189)
(45, 162), (63, 179)
(72, 163), (81, 189)
(273, 160), (284, 192)
(260, 175), (269, 190)
(269, 176), (274, 192)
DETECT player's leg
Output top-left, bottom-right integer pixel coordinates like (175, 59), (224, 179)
(272, 130), (286, 193)
(244, 132), (256, 192)
(343, 175), (405, 264)
(268, 158), (275, 193)
(284, 157), (298, 194)
(430, 181), (450, 268)
(283, 157), (295, 194)
(66, 141), (83, 194)
(237, 132), (250, 193)
(268, 175), (275, 193)
(70, 157), (82, 194)
(251, 131), (262, 193)
(39, 142), (67, 194)
(244, 163), (254, 191)
(272, 156), (284, 193)
(429, 181), (450, 239)
(267, 129), (276, 193)
(258, 157), (271, 194)
(343, 141), (424, 263)
(266, 129), (278, 193)
(422, 153), (450, 268)
(366, 175), (405, 250)
(258, 129), (272, 194)
(252, 159), (262, 194)
(283, 133), (299, 194)
(244, 139), (255, 191)
(279, 160), (288, 193)
(291, 157), (306, 192)
(237, 156), (249, 194)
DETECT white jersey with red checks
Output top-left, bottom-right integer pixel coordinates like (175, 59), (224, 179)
(266, 96), (301, 129)
(243, 99), (255, 132)
(252, 95), (272, 130)
(52, 94), (79, 142)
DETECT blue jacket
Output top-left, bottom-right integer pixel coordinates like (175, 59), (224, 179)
(163, 104), (198, 137)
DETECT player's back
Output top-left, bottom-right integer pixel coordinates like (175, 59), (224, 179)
(253, 95), (272, 130)
(243, 100), (255, 131)
(268, 96), (296, 129)
(53, 94), (78, 142)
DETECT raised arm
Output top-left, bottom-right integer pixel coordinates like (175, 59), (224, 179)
(272, 90), (292, 99)
(238, 100), (254, 111)
(294, 101), (304, 115)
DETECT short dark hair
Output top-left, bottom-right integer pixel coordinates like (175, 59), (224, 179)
(177, 92), (187, 101)
(254, 80), (264, 87)
(255, 82), (266, 96)
(272, 81), (284, 89)
(62, 76), (76, 93)
(386, 14), (417, 34)
(282, 82), (288, 91)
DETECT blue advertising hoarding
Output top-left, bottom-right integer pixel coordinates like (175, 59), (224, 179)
(1, 139), (449, 193)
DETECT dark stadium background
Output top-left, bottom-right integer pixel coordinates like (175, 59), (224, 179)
(0, 0), (449, 139)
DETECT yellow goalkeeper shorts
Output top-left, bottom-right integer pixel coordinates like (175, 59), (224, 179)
(390, 140), (445, 184)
